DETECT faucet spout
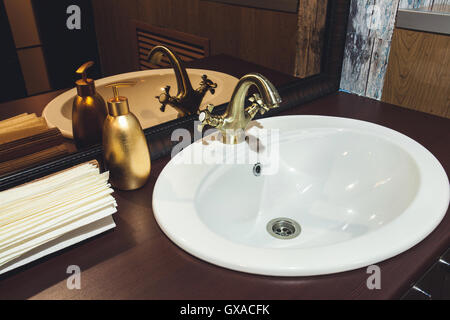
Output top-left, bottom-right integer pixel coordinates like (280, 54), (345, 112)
(199, 73), (281, 144)
(225, 73), (281, 121)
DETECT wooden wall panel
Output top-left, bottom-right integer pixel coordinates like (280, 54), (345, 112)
(91, 0), (299, 77)
(399, 0), (434, 10)
(382, 28), (450, 118)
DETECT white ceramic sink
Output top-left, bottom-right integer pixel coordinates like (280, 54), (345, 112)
(153, 116), (449, 276)
(43, 69), (238, 138)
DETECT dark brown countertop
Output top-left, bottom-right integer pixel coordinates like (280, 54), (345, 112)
(0, 56), (448, 300)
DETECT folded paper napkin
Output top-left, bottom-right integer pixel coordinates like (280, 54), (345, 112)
(0, 162), (117, 270)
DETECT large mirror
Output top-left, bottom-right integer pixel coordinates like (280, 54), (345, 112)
(0, 0), (348, 189)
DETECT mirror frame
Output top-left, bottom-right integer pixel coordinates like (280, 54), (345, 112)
(202, 0), (299, 13)
(0, 0), (350, 191)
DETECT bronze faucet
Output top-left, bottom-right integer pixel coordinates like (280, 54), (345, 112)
(146, 45), (217, 117)
(198, 73), (281, 144)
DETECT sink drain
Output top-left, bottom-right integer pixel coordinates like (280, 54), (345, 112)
(253, 163), (262, 177)
(267, 218), (301, 240)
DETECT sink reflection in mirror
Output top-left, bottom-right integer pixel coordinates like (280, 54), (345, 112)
(44, 69), (239, 138)
(0, 0), (309, 187)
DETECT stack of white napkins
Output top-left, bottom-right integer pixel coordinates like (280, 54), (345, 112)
(0, 162), (117, 275)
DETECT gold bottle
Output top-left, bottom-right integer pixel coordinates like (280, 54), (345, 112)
(72, 61), (107, 149)
(103, 82), (151, 191)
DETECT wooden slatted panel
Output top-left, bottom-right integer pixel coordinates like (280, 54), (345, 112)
(131, 21), (210, 70)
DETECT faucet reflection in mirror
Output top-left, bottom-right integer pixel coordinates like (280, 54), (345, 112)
(198, 73), (282, 144)
(146, 46), (218, 117)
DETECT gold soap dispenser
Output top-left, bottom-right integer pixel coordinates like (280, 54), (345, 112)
(103, 82), (151, 191)
(72, 61), (107, 149)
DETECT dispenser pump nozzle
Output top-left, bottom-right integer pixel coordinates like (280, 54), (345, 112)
(105, 81), (137, 117)
(75, 61), (96, 97)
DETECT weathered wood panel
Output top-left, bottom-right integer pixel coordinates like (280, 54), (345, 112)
(341, 0), (448, 103)
(382, 28), (450, 118)
(340, 0), (399, 99)
(431, 0), (450, 12)
(294, 0), (328, 78)
(340, 0), (374, 96)
(399, 0), (449, 12)
(365, 0), (400, 99)
(399, 0), (433, 10)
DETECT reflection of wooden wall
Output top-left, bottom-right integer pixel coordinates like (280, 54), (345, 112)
(294, 0), (328, 78)
(92, 0), (298, 77)
(382, 28), (450, 118)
